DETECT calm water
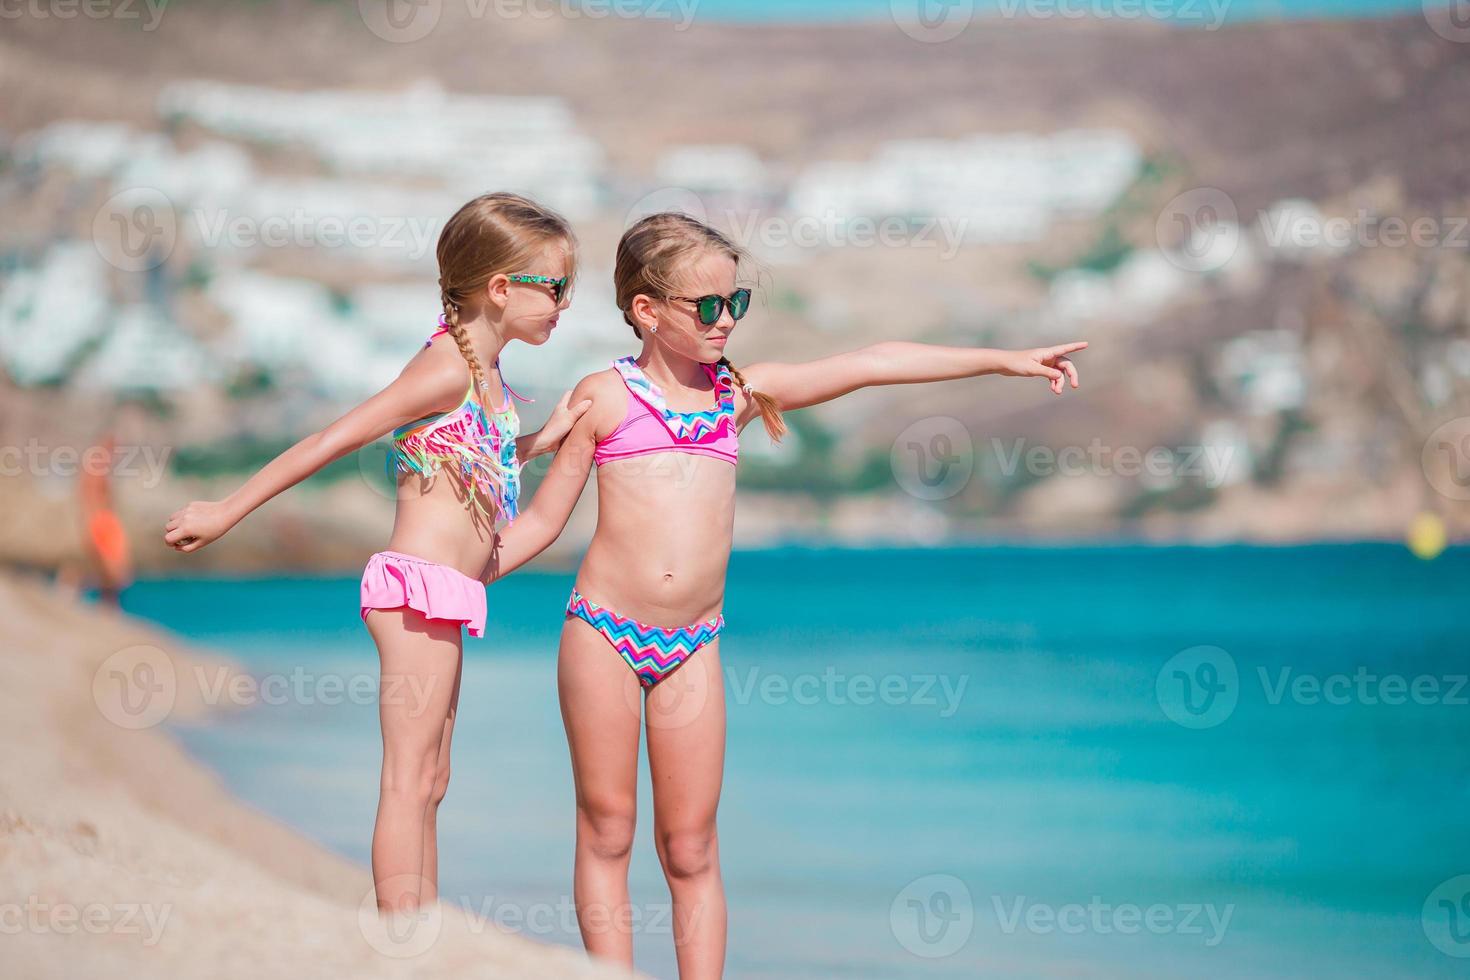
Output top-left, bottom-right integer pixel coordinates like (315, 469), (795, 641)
(123, 545), (1470, 979)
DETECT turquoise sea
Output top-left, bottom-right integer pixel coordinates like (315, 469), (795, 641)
(122, 545), (1470, 979)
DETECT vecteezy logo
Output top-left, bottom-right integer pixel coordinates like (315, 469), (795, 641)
(92, 645), (177, 729)
(1156, 646), (1239, 729)
(891, 874), (973, 958)
(1422, 417), (1470, 501)
(358, 878), (444, 957)
(891, 0), (974, 43)
(1156, 188), (1240, 273)
(92, 188), (178, 272)
(358, 0), (441, 43)
(891, 417), (974, 501)
(1423, 875), (1470, 958)
(1424, 0), (1470, 44)
(636, 653), (711, 731)
(355, 440), (402, 503)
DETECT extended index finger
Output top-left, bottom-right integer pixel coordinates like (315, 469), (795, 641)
(1047, 341), (1089, 358)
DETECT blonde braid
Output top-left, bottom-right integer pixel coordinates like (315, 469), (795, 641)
(440, 285), (490, 407)
(719, 356), (785, 442)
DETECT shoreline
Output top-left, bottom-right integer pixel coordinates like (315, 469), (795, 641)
(109, 538), (1462, 584)
(0, 570), (631, 978)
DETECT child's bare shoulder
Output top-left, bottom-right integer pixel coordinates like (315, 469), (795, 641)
(572, 367), (626, 403)
(395, 335), (474, 410)
(566, 368), (629, 437)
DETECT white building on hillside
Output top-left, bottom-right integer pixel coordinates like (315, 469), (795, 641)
(23, 122), (254, 204)
(73, 304), (211, 393)
(0, 243), (111, 386)
(788, 129), (1142, 245)
(655, 145), (769, 201)
(156, 79), (605, 218)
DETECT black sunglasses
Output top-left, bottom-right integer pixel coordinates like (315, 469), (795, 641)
(668, 288), (751, 326)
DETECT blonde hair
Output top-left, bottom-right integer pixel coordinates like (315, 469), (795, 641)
(436, 192), (576, 404)
(614, 212), (785, 441)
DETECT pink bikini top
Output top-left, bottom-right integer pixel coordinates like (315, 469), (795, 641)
(594, 356), (739, 467)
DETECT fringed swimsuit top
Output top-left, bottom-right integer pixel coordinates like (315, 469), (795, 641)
(387, 326), (529, 523)
(593, 356), (739, 466)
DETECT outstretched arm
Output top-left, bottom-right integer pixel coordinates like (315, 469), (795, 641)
(739, 340), (1088, 416)
(481, 372), (618, 583)
(163, 356), (468, 553)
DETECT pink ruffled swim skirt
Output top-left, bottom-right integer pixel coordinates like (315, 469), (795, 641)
(360, 550), (487, 637)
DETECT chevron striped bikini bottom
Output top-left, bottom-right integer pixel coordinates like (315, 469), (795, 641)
(565, 588), (724, 689)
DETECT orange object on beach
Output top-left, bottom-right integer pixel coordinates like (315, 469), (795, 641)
(79, 434), (134, 600)
(88, 509), (130, 569)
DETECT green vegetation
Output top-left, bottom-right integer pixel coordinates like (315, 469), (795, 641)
(771, 288), (807, 314)
(182, 259), (212, 291)
(974, 444), (1046, 508)
(224, 365), (276, 399)
(1026, 152), (1182, 284)
(329, 288), (354, 318)
(738, 411), (847, 498)
(119, 390), (175, 418)
(1121, 482), (1217, 519)
(1028, 222), (1133, 283)
(1254, 410), (1312, 487)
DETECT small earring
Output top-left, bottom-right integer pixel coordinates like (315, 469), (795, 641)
(649, 324), (658, 334)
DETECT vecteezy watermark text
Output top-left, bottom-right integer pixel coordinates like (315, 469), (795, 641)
(888, 873), (1234, 959)
(0, 0), (168, 30)
(1157, 645), (1470, 730)
(991, 895), (1233, 946)
(357, 0), (700, 44)
(190, 208), (439, 261)
(93, 645), (441, 730)
(724, 210), (970, 260)
(0, 440), (171, 488)
(990, 438), (1237, 489)
(0, 898), (171, 945)
(726, 666), (969, 718)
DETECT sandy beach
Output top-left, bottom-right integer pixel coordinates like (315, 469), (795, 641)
(0, 571), (631, 979)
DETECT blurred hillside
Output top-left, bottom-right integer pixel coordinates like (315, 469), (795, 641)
(2, 3), (1469, 572)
